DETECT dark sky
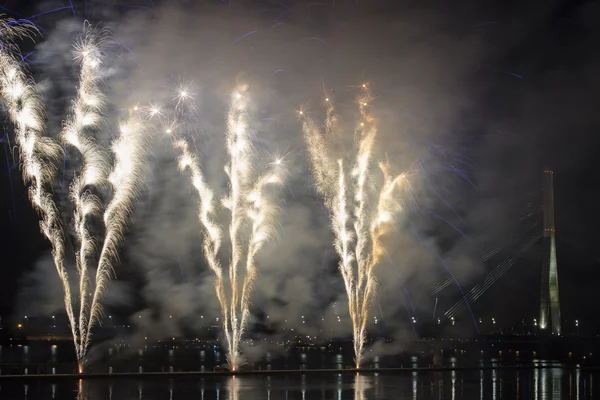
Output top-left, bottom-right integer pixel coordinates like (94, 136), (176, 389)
(0, 0), (599, 335)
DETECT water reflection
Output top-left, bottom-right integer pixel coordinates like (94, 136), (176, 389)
(516, 369), (520, 400)
(227, 376), (239, 400)
(137, 381), (143, 400)
(77, 379), (85, 400)
(492, 367), (497, 400)
(4, 366), (600, 399)
(412, 371), (417, 400)
(479, 369), (484, 400)
(451, 370), (456, 400)
(301, 374), (307, 400)
(576, 367), (580, 399)
(534, 364), (539, 400)
(353, 373), (370, 400)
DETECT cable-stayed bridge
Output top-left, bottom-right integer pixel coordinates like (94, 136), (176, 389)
(432, 171), (562, 335)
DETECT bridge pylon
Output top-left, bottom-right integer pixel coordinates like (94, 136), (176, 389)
(539, 170), (561, 335)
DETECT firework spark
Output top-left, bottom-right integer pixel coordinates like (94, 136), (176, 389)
(301, 86), (408, 367)
(165, 86), (284, 370)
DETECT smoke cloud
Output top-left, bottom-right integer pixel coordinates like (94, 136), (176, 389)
(9, 0), (600, 357)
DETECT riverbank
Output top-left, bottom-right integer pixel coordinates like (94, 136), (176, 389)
(2, 364), (600, 380)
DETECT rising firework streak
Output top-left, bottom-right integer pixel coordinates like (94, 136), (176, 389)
(301, 86), (409, 367)
(0, 16), (78, 360)
(0, 21), (147, 370)
(152, 85), (285, 371)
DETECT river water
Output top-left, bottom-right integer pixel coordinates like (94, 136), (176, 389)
(0, 342), (598, 399)
(0, 368), (597, 399)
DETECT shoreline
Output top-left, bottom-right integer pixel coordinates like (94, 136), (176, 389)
(0, 364), (597, 380)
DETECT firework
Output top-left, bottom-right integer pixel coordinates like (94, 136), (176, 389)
(163, 86), (284, 370)
(60, 26), (109, 362)
(59, 27), (147, 370)
(301, 86), (408, 367)
(85, 113), (147, 352)
(0, 21), (146, 370)
(0, 17), (79, 356)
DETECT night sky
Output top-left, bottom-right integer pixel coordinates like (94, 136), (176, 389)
(0, 0), (599, 336)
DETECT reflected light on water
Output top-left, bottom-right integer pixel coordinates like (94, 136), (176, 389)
(353, 373), (371, 400)
(553, 367), (563, 398)
(77, 379), (84, 400)
(576, 367), (580, 399)
(534, 364), (539, 400)
(7, 365), (600, 399)
(516, 369), (520, 400)
(266, 376), (271, 400)
(412, 371), (417, 400)
(492, 368), (497, 400)
(301, 374), (307, 400)
(199, 378), (205, 400)
(451, 370), (456, 400)
(480, 369), (484, 400)
(227, 376), (239, 400)
(541, 367), (548, 399)
(590, 375), (594, 398)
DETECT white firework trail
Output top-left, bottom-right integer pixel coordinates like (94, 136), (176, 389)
(0, 18), (79, 355)
(164, 86), (284, 370)
(59, 26), (109, 362)
(0, 19), (147, 371)
(85, 114), (148, 357)
(173, 137), (230, 358)
(301, 86), (408, 367)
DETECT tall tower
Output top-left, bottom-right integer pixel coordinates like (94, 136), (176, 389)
(539, 170), (561, 335)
